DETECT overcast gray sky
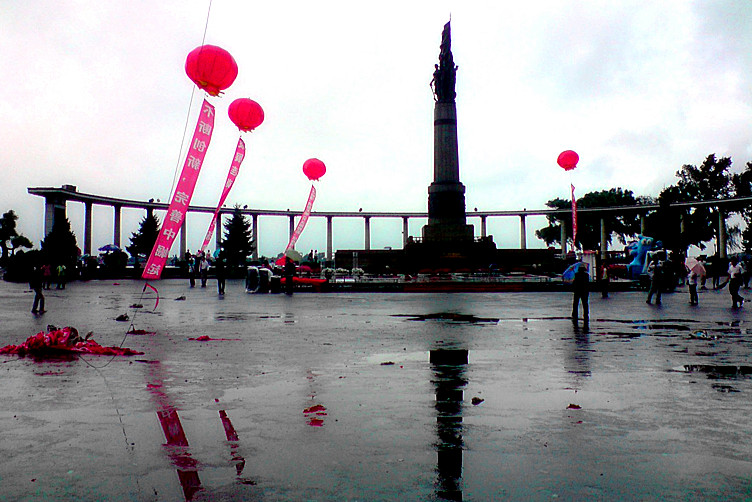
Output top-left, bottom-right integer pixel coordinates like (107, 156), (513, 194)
(2, 1), (751, 257)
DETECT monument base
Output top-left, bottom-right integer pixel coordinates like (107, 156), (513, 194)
(404, 236), (497, 273)
(421, 222), (475, 243)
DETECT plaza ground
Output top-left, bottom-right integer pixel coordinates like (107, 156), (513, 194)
(1, 279), (751, 500)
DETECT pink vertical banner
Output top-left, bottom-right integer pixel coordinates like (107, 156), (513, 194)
(200, 138), (246, 253)
(276, 185), (316, 265)
(571, 183), (578, 248)
(142, 99), (215, 280)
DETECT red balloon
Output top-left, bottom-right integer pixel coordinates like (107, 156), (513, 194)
(302, 158), (326, 181)
(185, 45), (238, 96)
(557, 150), (579, 171)
(228, 98), (264, 132)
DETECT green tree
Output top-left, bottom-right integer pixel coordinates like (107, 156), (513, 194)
(0, 210), (21, 264)
(127, 212), (160, 268)
(40, 217), (79, 269)
(731, 160), (752, 252)
(221, 205), (255, 273)
(10, 235), (33, 255)
(650, 154), (736, 252)
(535, 188), (642, 250)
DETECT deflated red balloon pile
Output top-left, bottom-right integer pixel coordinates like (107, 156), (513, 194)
(0, 327), (143, 357)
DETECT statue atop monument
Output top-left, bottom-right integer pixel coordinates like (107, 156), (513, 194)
(430, 21), (457, 103)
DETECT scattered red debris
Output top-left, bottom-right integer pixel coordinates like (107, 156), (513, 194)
(304, 404), (327, 415)
(307, 418), (325, 427)
(0, 327), (143, 357)
(304, 404), (327, 426)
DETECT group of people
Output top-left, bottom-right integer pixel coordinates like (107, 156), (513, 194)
(29, 263), (69, 314)
(185, 250), (226, 294)
(185, 251), (212, 289)
(571, 253), (750, 324)
(650, 254), (747, 308)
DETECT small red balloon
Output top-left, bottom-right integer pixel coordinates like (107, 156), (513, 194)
(557, 150), (579, 171)
(228, 98), (264, 132)
(185, 45), (238, 96)
(302, 158), (326, 181)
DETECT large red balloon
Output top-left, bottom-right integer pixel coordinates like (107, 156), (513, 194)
(557, 150), (579, 171)
(228, 98), (264, 132)
(302, 158), (326, 181)
(185, 45), (238, 96)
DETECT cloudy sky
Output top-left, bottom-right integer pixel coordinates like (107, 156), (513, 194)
(2, 1), (751, 258)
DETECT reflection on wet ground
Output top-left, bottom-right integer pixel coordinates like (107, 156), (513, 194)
(393, 313), (499, 323)
(2, 281), (752, 500)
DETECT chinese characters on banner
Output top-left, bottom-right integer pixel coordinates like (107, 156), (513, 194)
(571, 183), (578, 248)
(276, 185), (317, 265)
(142, 99), (216, 280)
(200, 138), (246, 253)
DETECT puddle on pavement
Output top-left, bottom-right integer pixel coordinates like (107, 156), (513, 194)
(393, 313), (499, 324)
(676, 364), (752, 378)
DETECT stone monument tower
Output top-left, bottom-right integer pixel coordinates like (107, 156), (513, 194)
(422, 21), (475, 244)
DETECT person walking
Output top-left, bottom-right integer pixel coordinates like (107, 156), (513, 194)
(646, 256), (664, 305)
(571, 265), (590, 324)
(30, 265), (45, 314)
(728, 256), (744, 308)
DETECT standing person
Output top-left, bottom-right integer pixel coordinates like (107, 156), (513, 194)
(55, 263), (66, 290)
(41, 263), (52, 290)
(30, 265), (46, 314)
(646, 257), (663, 305)
(284, 256), (296, 296)
(728, 256), (744, 308)
(687, 268), (699, 305)
(199, 254), (209, 288)
(185, 251), (196, 288)
(215, 255), (226, 295)
(698, 257), (708, 290)
(571, 265), (589, 324)
(600, 261), (609, 299)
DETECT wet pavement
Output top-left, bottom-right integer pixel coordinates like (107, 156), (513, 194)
(1, 279), (751, 501)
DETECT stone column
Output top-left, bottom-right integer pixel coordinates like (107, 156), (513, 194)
(423, 101), (474, 243)
(520, 215), (527, 250)
(560, 220), (568, 256)
(289, 214), (295, 243)
(364, 216), (371, 251)
(718, 209), (727, 259)
(215, 213), (222, 251)
(252, 214), (259, 261)
(402, 217), (409, 247)
(326, 216), (333, 262)
(180, 218), (187, 258)
(113, 205), (122, 248)
(84, 201), (92, 256)
(43, 195), (66, 237)
(600, 217), (607, 258)
(480, 216), (487, 238)
(640, 214), (646, 235)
